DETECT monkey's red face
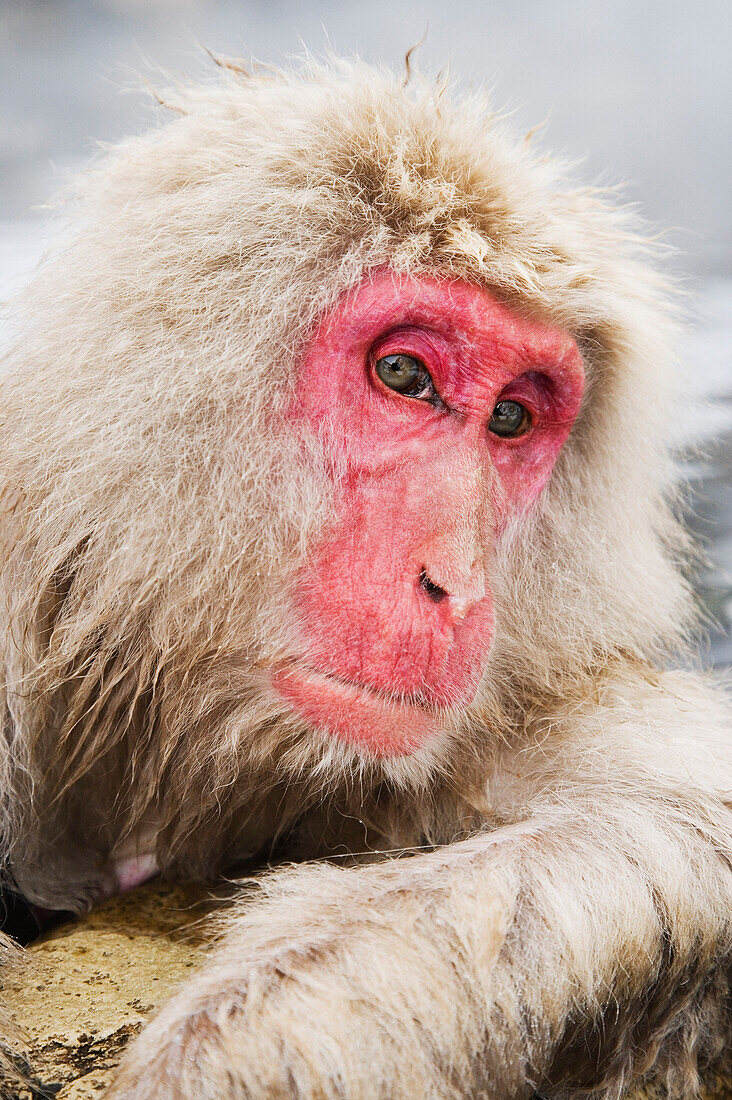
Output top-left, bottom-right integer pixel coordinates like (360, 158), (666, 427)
(271, 271), (584, 757)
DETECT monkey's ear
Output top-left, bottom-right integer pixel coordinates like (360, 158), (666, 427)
(31, 551), (81, 655)
(5, 524), (88, 671)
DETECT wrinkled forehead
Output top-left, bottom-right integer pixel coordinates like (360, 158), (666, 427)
(308, 268), (581, 368)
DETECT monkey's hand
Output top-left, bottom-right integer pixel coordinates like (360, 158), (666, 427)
(107, 679), (732, 1100)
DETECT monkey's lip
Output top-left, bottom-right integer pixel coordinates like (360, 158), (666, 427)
(269, 660), (440, 757)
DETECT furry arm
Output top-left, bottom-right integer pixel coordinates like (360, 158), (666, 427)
(107, 672), (732, 1100)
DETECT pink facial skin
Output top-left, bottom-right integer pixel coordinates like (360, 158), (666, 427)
(271, 270), (585, 757)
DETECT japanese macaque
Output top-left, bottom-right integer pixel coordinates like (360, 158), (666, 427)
(0, 56), (730, 1100)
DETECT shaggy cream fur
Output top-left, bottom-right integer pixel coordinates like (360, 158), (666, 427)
(0, 57), (729, 1099)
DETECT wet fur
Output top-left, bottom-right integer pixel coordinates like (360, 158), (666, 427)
(0, 57), (729, 1098)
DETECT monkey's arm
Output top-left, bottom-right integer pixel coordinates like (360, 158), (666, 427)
(108, 671), (732, 1100)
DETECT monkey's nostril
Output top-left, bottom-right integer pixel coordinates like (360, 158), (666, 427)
(419, 568), (448, 603)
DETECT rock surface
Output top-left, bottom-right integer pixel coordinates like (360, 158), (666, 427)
(2, 882), (218, 1099)
(2, 881), (729, 1099)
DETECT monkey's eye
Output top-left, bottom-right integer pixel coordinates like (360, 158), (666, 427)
(488, 400), (532, 438)
(374, 354), (434, 400)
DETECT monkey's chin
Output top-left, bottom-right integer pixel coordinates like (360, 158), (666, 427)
(270, 662), (442, 757)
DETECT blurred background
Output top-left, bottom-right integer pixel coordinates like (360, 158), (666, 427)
(1, 0), (730, 665)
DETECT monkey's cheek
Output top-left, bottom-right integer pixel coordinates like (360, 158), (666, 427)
(269, 664), (443, 757)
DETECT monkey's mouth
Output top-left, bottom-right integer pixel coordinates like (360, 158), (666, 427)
(269, 660), (441, 757)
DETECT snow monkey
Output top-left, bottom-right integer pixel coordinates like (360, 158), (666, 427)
(0, 56), (730, 1100)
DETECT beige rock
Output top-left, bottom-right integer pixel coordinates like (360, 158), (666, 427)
(2, 882), (218, 1099)
(1, 882), (729, 1099)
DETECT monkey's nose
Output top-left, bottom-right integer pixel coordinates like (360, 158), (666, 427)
(418, 567), (482, 621)
(419, 567), (448, 603)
